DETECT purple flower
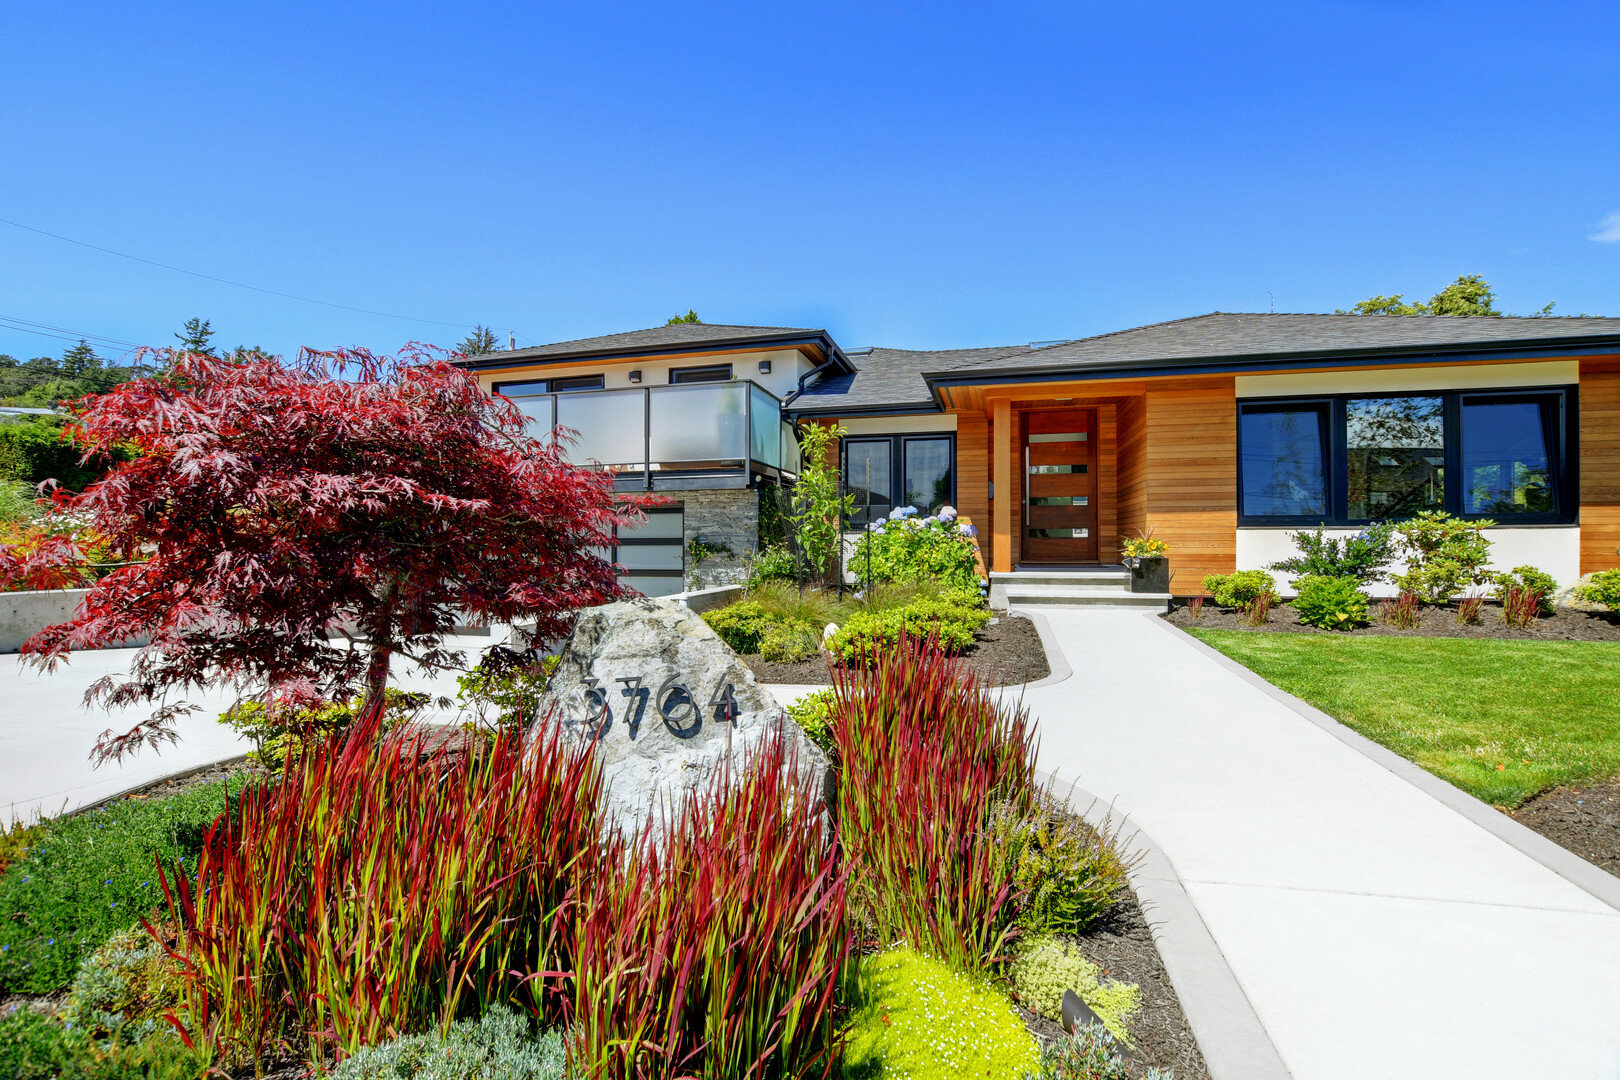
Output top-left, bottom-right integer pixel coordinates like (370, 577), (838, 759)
(962, 524), (978, 538)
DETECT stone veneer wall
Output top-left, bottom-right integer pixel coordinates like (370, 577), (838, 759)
(680, 488), (760, 590)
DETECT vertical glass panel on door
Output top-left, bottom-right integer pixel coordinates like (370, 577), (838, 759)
(556, 390), (646, 469)
(649, 383), (747, 466)
(1238, 405), (1328, 517)
(1462, 397), (1558, 516)
(902, 438), (953, 515)
(749, 385), (781, 468)
(844, 440), (892, 526)
(1346, 396), (1444, 519)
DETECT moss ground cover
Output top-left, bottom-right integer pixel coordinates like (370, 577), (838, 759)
(1188, 630), (1620, 806)
(0, 775), (248, 994)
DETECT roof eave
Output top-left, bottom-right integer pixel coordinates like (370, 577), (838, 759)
(454, 329), (857, 376)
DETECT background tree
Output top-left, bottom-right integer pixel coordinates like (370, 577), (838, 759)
(174, 317), (217, 355)
(2, 346), (632, 763)
(457, 324), (500, 356)
(1342, 274), (1555, 317)
(60, 340), (101, 379)
(666, 309), (702, 325)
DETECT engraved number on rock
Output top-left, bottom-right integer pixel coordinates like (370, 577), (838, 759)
(657, 675), (701, 739)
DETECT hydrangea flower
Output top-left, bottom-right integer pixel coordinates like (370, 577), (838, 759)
(962, 524), (978, 538)
(938, 506), (957, 520)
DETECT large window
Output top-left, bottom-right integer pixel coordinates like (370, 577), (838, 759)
(1237, 387), (1574, 525)
(842, 434), (955, 526)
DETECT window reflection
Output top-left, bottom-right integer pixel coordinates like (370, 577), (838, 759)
(903, 438), (953, 514)
(1346, 396), (1444, 519)
(845, 441), (892, 525)
(1239, 406), (1327, 517)
(1463, 399), (1556, 515)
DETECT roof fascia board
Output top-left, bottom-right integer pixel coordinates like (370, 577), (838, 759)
(457, 331), (855, 375)
(921, 340), (1620, 405)
(784, 401), (941, 419)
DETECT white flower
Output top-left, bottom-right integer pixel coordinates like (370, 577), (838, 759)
(938, 506), (957, 520)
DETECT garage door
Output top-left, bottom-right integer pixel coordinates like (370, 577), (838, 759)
(612, 503), (685, 597)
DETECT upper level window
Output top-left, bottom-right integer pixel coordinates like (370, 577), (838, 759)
(1238, 387), (1573, 525)
(492, 379), (549, 397)
(550, 374), (605, 392)
(492, 374), (603, 395)
(669, 364), (733, 384)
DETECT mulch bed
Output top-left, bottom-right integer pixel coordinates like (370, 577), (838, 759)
(1163, 599), (1620, 641)
(741, 613), (1052, 686)
(1018, 881), (1211, 1079)
(1509, 782), (1620, 879)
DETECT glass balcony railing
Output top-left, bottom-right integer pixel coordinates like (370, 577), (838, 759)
(504, 379), (801, 486)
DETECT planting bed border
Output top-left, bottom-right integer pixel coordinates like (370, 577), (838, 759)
(1153, 614), (1620, 913)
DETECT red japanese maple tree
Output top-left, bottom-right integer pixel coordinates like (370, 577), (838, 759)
(4, 345), (632, 763)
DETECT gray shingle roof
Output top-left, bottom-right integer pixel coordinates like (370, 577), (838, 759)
(923, 312), (1620, 384)
(789, 345), (1026, 412)
(463, 322), (826, 365)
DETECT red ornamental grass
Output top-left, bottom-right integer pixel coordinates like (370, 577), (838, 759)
(153, 707), (604, 1069)
(1456, 595), (1485, 626)
(1244, 590), (1275, 627)
(1502, 586), (1546, 630)
(1380, 590), (1421, 629)
(830, 634), (1038, 973)
(568, 726), (850, 1080)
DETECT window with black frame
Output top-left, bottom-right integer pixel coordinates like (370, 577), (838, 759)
(842, 434), (955, 525)
(1237, 387), (1572, 525)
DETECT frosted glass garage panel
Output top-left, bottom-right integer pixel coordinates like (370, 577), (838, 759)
(620, 574), (684, 597)
(649, 383), (746, 465)
(615, 545), (684, 571)
(618, 509), (684, 539)
(750, 385), (781, 468)
(556, 391), (645, 468)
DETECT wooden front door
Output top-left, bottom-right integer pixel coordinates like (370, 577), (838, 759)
(1022, 409), (1098, 563)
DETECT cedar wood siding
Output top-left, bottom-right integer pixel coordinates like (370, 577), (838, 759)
(1115, 394), (1148, 552)
(1581, 358), (1620, 574)
(955, 413), (991, 553)
(1141, 377), (1238, 590)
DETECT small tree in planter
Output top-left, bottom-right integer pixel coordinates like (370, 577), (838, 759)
(2, 345), (631, 763)
(1120, 529), (1170, 594)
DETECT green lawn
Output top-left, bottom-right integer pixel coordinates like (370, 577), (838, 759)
(1186, 630), (1620, 807)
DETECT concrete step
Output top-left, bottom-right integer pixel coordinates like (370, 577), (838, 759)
(1002, 588), (1170, 610)
(991, 570), (1132, 589)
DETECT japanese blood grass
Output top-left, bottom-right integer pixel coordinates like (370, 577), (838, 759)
(567, 726), (850, 1080)
(153, 709), (604, 1071)
(831, 635), (1038, 974)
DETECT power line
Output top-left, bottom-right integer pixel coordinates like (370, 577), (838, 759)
(0, 216), (536, 341)
(0, 313), (144, 353)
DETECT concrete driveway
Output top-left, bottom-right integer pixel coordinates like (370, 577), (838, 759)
(1, 634), (499, 823)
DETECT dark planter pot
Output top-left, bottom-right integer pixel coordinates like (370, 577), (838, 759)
(1125, 556), (1170, 594)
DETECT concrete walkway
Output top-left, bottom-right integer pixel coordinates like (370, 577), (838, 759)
(1, 634), (498, 822)
(1015, 609), (1620, 1080)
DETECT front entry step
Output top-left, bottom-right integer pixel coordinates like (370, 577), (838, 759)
(989, 568), (1169, 612)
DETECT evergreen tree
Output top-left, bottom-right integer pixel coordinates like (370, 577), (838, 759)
(175, 317), (217, 356)
(61, 339), (102, 378)
(457, 324), (500, 356)
(666, 309), (702, 325)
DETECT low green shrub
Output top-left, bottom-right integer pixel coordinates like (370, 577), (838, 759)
(455, 655), (560, 729)
(701, 600), (778, 653)
(0, 775), (248, 994)
(327, 1006), (565, 1080)
(1579, 568), (1620, 610)
(1392, 511), (1496, 604)
(0, 1008), (206, 1080)
(219, 689), (423, 773)
(744, 544), (798, 587)
(828, 597), (988, 662)
(850, 507), (981, 590)
(759, 621), (821, 662)
(996, 806), (1128, 936)
(65, 925), (186, 1044)
(785, 688), (838, 754)
(1267, 523), (1395, 583)
(842, 945), (1038, 1080)
(1494, 566), (1557, 616)
(1032, 1023), (1175, 1080)
(1008, 937), (1141, 1043)
(1201, 570), (1276, 609)
(1292, 575), (1370, 630)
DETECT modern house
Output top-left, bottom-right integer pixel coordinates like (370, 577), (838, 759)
(456, 314), (1620, 601)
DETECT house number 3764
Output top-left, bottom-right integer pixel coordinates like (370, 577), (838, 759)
(580, 673), (737, 741)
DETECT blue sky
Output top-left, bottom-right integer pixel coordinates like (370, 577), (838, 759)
(2, 1), (1616, 362)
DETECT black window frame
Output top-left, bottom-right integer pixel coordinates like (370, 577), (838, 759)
(1236, 385), (1577, 527)
(668, 363), (734, 384)
(841, 433), (957, 525)
(492, 373), (604, 394)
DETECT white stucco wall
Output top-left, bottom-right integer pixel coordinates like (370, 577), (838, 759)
(1237, 526), (1581, 598)
(476, 347), (815, 400)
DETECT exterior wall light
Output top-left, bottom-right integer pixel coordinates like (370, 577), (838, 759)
(758, 359), (772, 374)
(628, 370), (642, 383)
